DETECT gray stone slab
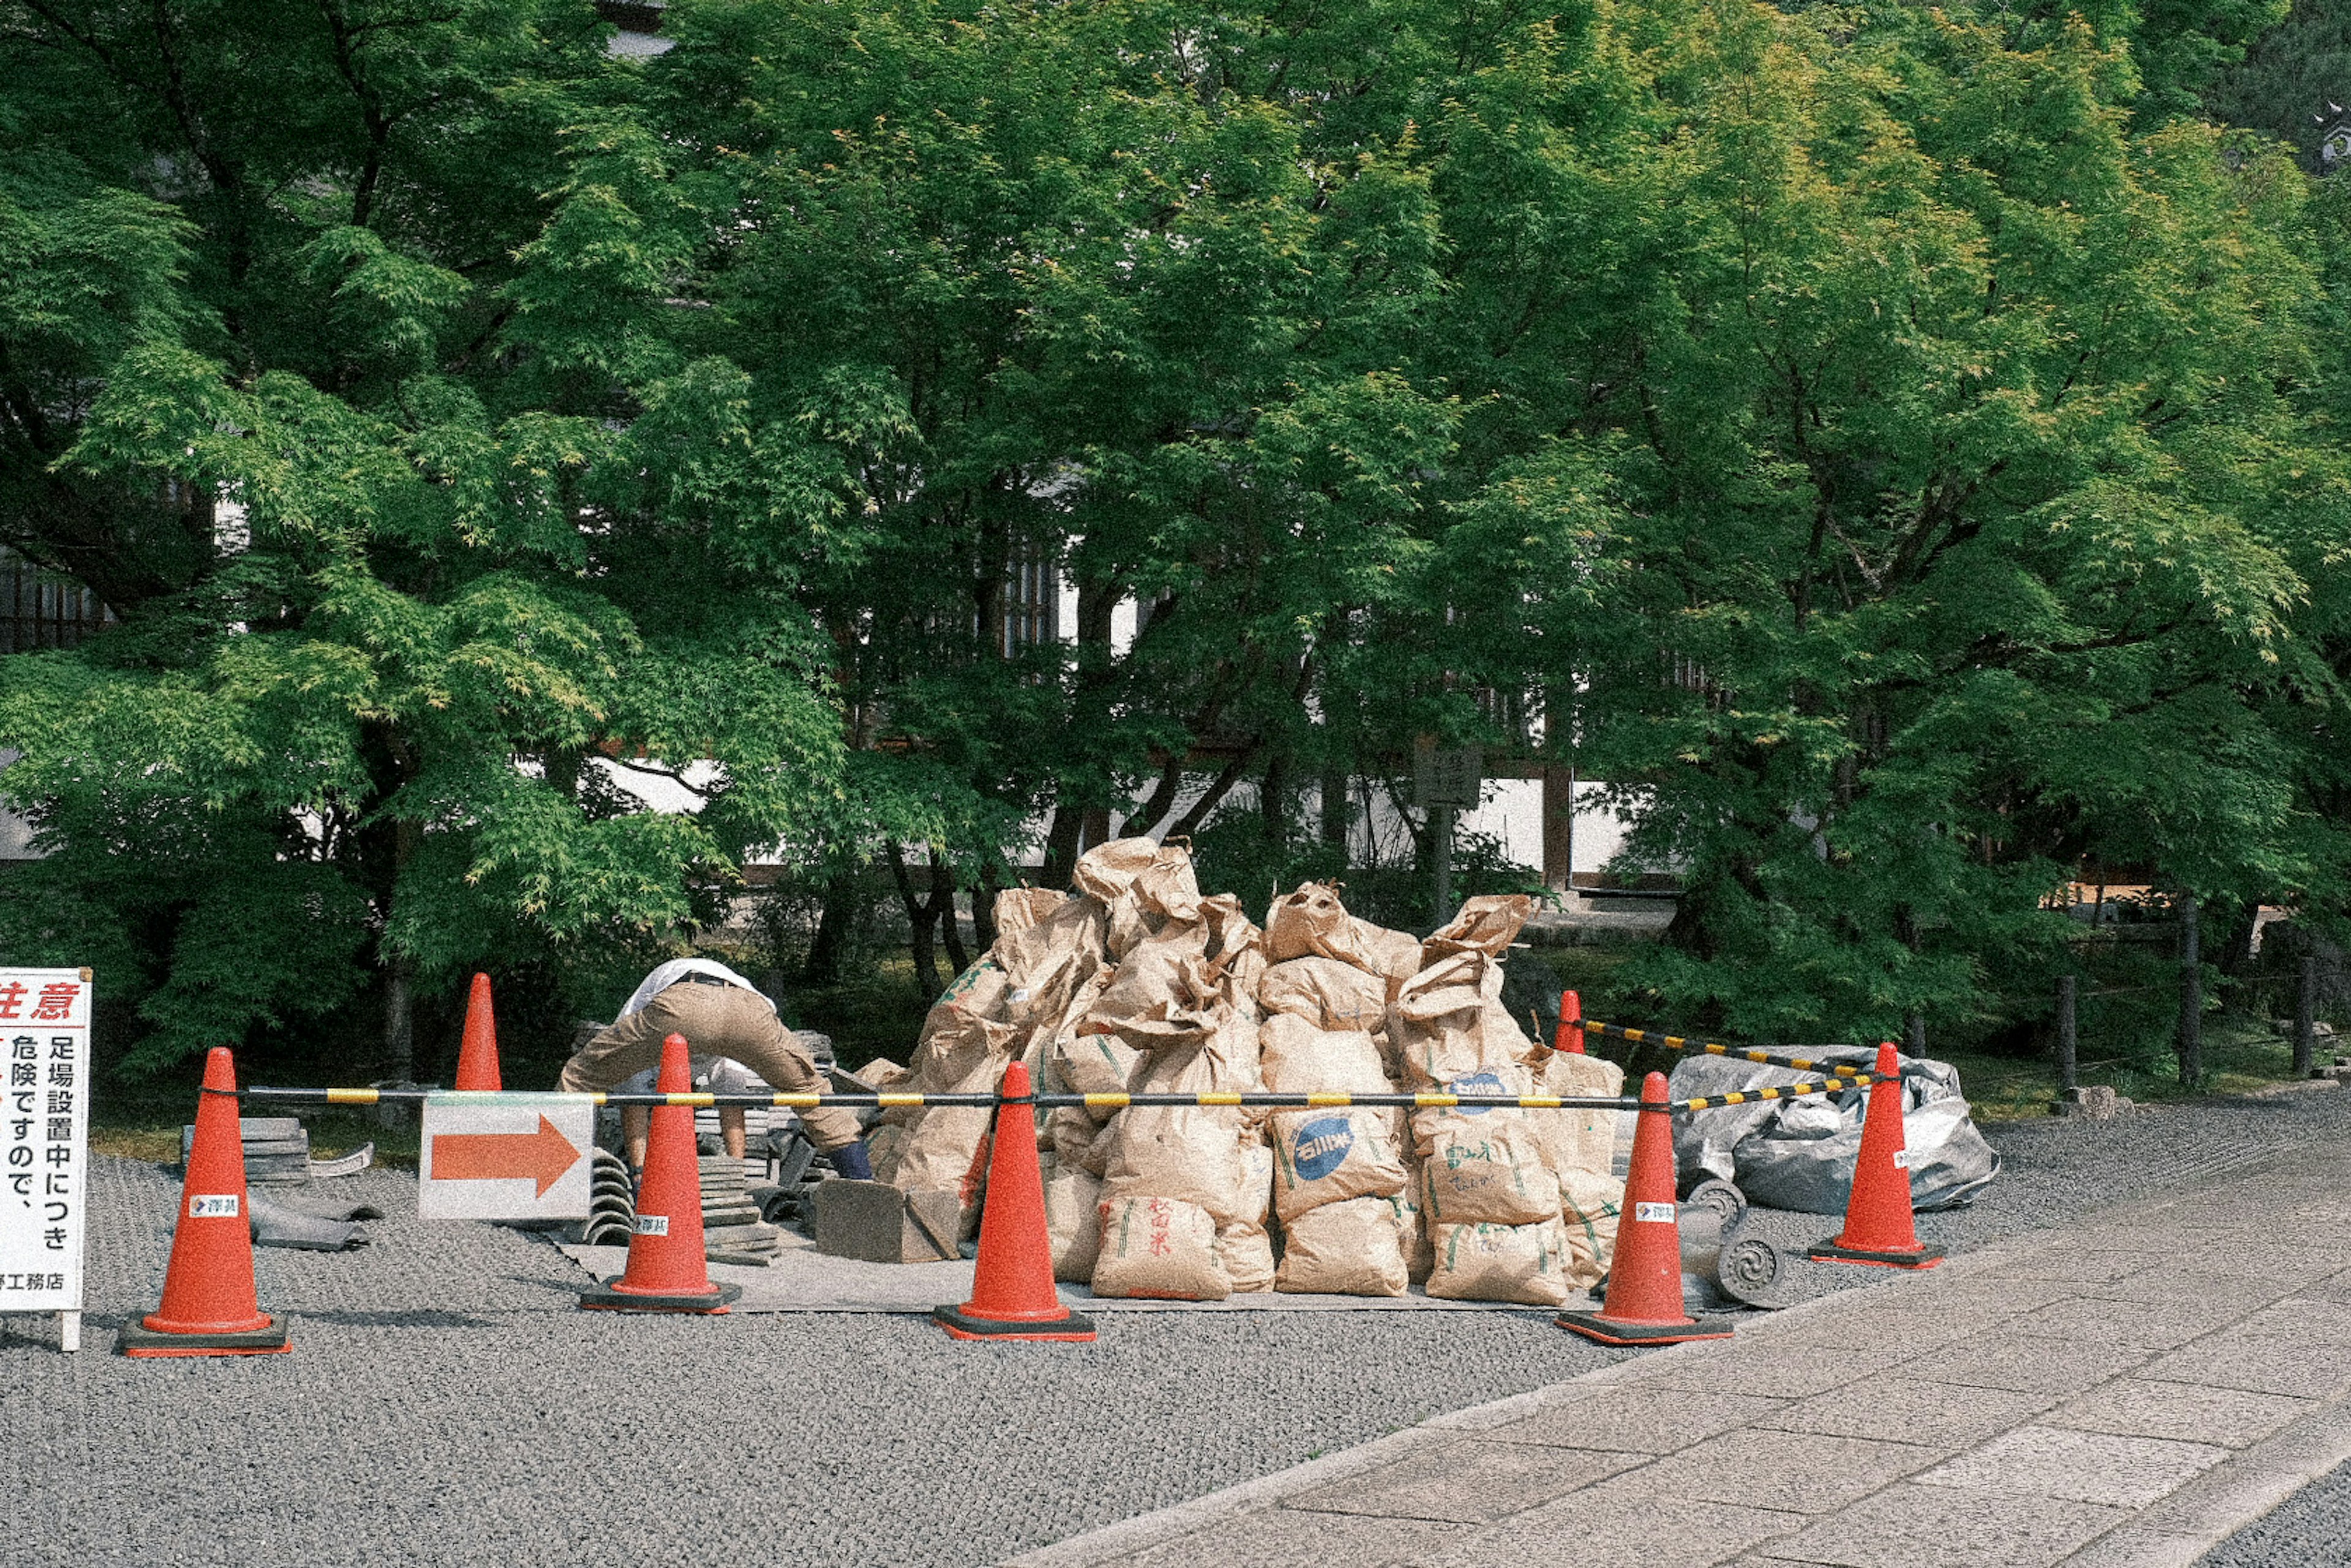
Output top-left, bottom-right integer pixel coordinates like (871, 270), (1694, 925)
(1612, 1427), (1949, 1512)
(1983, 1250), (2160, 1285)
(2070, 1269), (2297, 1311)
(1739, 1302), (1997, 1356)
(1410, 1480), (1808, 1568)
(2281, 1267), (2351, 1305)
(1753, 1482), (2132, 1568)
(2140, 1323), (2351, 1400)
(1106, 1507), (1479, 1568)
(1757, 1370), (2057, 1447)
(1283, 1437), (1638, 1522)
(2022, 1294), (2265, 1350)
(1913, 1424), (2229, 1509)
(2041, 1378), (2315, 1449)
(1622, 1338), (1883, 1399)
(1809, 1275), (2074, 1322)
(1475, 1386), (1791, 1454)
(1897, 1330), (2151, 1394)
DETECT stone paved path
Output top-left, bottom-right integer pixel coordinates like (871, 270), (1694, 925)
(1007, 1144), (2351, 1568)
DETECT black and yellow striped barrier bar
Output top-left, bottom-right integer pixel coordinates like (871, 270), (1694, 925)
(1582, 1018), (1875, 1079)
(245, 1077), (1884, 1115)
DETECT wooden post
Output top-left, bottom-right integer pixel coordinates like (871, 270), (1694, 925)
(2297, 955), (2319, 1080)
(2057, 975), (2078, 1093)
(2178, 891), (2202, 1087)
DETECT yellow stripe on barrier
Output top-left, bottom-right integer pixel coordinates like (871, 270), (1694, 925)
(770, 1094), (823, 1109)
(1304, 1092), (1354, 1107)
(1198, 1092), (1244, 1106)
(664, 1092), (716, 1107)
(1084, 1093), (1131, 1111)
(325, 1087), (378, 1106)
(876, 1093), (927, 1109)
(1414, 1093), (1460, 1108)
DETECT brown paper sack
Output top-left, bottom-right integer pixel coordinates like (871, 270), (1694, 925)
(1556, 1166), (1624, 1290)
(1044, 1161), (1104, 1283)
(1218, 1136), (1277, 1292)
(1274, 1196), (1409, 1297)
(1529, 1050), (1627, 1178)
(1419, 893), (1534, 964)
(1414, 1070), (1561, 1226)
(1388, 953), (1503, 1088)
(1258, 956), (1389, 1035)
(1092, 1195), (1231, 1300)
(1427, 1218), (1573, 1306)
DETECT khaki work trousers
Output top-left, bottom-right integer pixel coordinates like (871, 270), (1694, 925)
(556, 981), (861, 1152)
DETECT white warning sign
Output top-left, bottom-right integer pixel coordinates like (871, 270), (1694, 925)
(0, 968), (91, 1338)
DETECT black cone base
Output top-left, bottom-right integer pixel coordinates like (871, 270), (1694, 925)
(932, 1303), (1097, 1341)
(1806, 1241), (1945, 1269)
(579, 1280), (744, 1313)
(118, 1318), (291, 1357)
(1554, 1308), (1734, 1346)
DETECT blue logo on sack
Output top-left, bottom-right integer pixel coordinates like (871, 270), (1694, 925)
(1291, 1116), (1356, 1181)
(1450, 1072), (1505, 1116)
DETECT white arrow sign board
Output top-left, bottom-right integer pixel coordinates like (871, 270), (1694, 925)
(418, 1093), (594, 1221)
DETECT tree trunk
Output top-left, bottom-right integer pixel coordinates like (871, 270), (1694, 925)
(885, 841), (943, 1000)
(803, 861), (861, 985)
(1040, 805), (1088, 891)
(934, 852), (969, 976)
(971, 857), (1002, 951)
(383, 956), (414, 1082)
(1259, 753), (1289, 842)
(1169, 748), (1254, 841)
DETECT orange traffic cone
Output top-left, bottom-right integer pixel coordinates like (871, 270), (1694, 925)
(579, 1033), (742, 1313)
(1552, 988), (1586, 1054)
(934, 1060), (1095, 1342)
(1556, 1070), (1733, 1346)
(119, 1048), (290, 1357)
(1808, 1043), (1943, 1269)
(453, 971), (501, 1091)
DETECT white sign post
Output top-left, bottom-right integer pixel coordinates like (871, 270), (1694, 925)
(0, 967), (92, 1352)
(417, 1093), (593, 1221)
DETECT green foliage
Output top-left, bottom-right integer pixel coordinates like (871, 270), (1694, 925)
(2, 0), (2346, 1078)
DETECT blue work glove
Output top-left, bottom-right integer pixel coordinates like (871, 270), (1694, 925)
(830, 1140), (875, 1181)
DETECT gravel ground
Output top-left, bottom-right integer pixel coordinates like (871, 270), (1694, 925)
(6, 1084), (2347, 1568)
(2201, 1460), (2351, 1566)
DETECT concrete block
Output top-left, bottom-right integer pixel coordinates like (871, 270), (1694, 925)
(2049, 1086), (2130, 1119)
(1913, 1424), (2228, 1509)
(1475, 1385), (1790, 1455)
(1897, 1330), (2151, 1394)
(1283, 1437), (1637, 1523)
(1752, 1481), (2131, 1568)
(1416, 1482), (1808, 1568)
(1757, 1370), (2057, 1447)
(811, 1179), (960, 1263)
(2042, 1378), (2314, 1449)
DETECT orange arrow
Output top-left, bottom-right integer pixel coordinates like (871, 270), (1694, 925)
(430, 1116), (582, 1198)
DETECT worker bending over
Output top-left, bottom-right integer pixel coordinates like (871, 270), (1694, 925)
(558, 958), (874, 1180)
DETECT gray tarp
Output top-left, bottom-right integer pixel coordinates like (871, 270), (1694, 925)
(1667, 1048), (1999, 1215)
